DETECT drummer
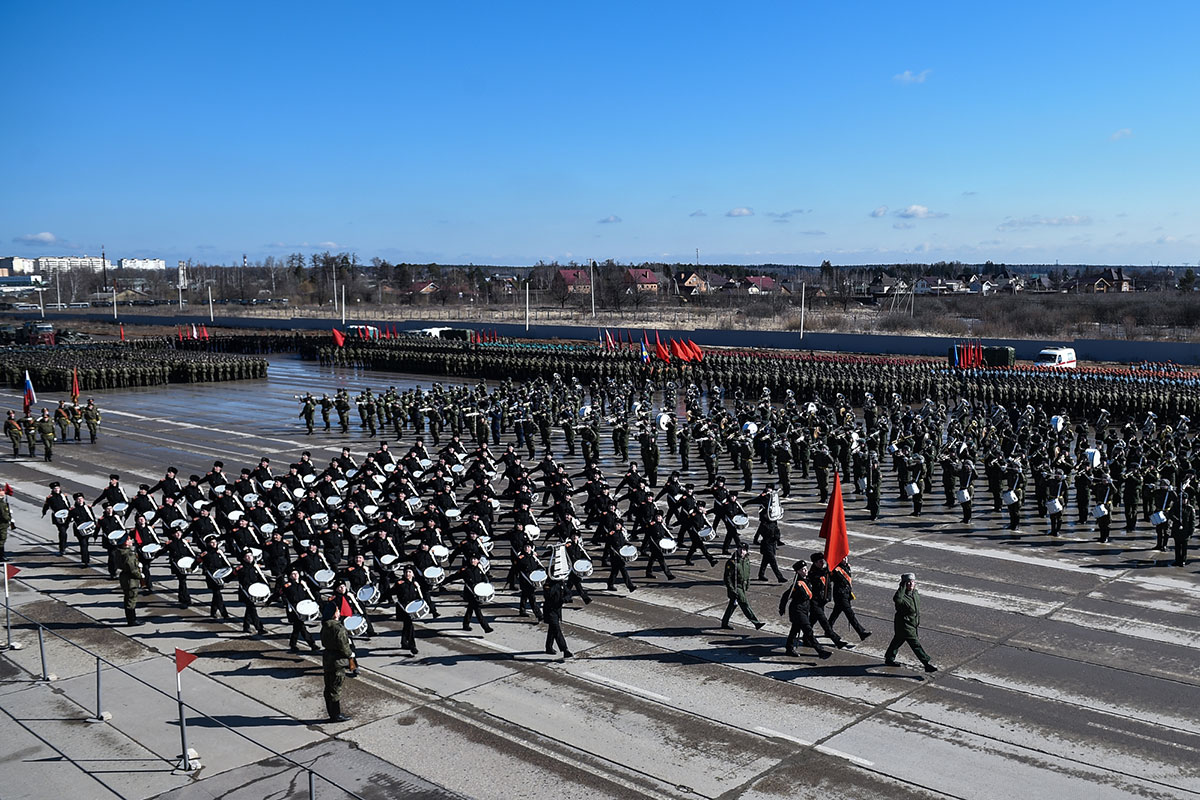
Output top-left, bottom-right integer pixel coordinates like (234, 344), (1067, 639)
(96, 504), (124, 580)
(409, 541), (443, 617)
(332, 580), (377, 639)
(41, 481), (71, 556)
(390, 564), (423, 656)
(562, 531), (593, 604)
(446, 552), (493, 633)
(640, 510), (677, 581)
(125, 484), (158, 523)
(164, 527), (194, 607)
(92, 473), (128, 511)
(514, 542), (544, 621)
(281, 569), (321, 652)
(232, 550), (267, 635)
(131, 513), (159, 594)
(66, 492), (95, 567)
(199, 535), (232, 620)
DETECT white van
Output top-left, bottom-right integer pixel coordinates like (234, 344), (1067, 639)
(1036, 347), (1077, 369)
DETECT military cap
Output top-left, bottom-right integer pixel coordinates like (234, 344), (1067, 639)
(109, 473), (120, 481)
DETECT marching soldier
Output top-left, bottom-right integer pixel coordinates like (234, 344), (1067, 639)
(4, 410), (22, 456)
(82, 398), (102, 443)
(115, 533), (143, 626)
(779, 561), (831, 659)
(35, 409), (56, 462)
(321, 601), (355, 722)
(884, 572), (937, 673)
(720, 543), (764, 630)
(41, 481), (71, 555)
(827, 558), (871, 641)
(542, 576), (573, 660)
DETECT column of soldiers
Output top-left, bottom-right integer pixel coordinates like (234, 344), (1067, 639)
(6, 399), (103, 461)
(1, 343), (267, 393)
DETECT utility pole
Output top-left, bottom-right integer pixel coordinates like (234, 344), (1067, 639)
(799, 282), (806, 339)
(241, 254), (247, 302)
(101, 245), (108, 290)
(589, 259), (596, 318)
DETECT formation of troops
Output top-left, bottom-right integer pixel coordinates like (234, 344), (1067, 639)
(5, 398), (103, 461)
(9, 333), (1200, 721)
(1, 342), (268, 393)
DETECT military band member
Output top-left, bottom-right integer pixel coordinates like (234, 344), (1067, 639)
(542, 577), (573, 660)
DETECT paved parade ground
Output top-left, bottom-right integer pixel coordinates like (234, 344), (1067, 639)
(2, 356), (1199, 800)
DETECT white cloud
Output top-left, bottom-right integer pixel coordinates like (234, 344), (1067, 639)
(895, 204), (947, 219)
(317, 241), (340, 248)
(870, 206), (888, 218)
(598, 215), (622, 224)
(1110, 128), (1133, 141)
(14, 231), (57, 244)
(726, 207), (754, 217)
(894, 69), (932, 84)
(997, 215), (1091, 231)
(893, 222), (915, 230)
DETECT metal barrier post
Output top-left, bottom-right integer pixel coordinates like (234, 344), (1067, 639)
(36, 626), (55, 681)
(88, 656), (111, 722)
(2, 565), (22, 651)
(309, 769), (316, 800)
(174, 668), (200, 772)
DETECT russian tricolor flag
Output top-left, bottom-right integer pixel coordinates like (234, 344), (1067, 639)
(23, 370), (37, 415)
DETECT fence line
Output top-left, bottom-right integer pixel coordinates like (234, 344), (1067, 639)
(1, 602), (366, 800)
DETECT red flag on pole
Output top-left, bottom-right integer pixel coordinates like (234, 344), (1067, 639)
(174, 648), (198, 673)
(177, 325), (183, 343)
(654, 331), (671, 362)
(687, 339), (703, 361)
(331, 328), (346, 347)
(200, 324), (209, 341)
(71, 367), (80, 403)
(119, 324), (125, 342)
(5, 564), (19, 580)
(819, 473), (850, 570)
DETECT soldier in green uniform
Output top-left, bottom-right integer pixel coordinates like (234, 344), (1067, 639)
(82, 398), (102, 443)
(319, 393), (333, 431)
(321, 601), (355, 722)
(0, 490), (12, 562)
(69, 403), (83, 440)
(612, 418), (629, 463)
(54, 401), (71, 440)
(299, 393), (316, 434)
(883, 572), (937, 673)
(116, 533), (143, 626)
(20, 411), (37, 456)
(35, 409), (56, 462)
(720, 543), (765, 629)
(4, 410), (22, 456)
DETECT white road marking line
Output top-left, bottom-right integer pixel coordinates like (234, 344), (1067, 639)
(753, 726), (813, 747)
(814, 744), (875, 767)
(1048, 607), (1200, 651)
(582, 671), (672, 703)
(470, 637), (517, 653)
(934, 684), (986, 701)
(853, 567), (1060, 617)
(1084, 720), (1200, 754)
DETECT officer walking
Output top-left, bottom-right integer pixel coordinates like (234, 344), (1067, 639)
(720, 543), (765, 630)
(115, 533), (143, 626)
(883, 572), (937, 673)
(320, 601), (355, 722)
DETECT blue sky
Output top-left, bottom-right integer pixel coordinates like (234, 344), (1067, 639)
(2, 2), (1197, 267)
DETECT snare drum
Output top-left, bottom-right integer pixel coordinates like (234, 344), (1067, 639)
(383, 463), (397, 473)
(350, 524), (368, 537)
(731, 514), (749, 529)
(489, 497), (501, 512)
(419, 458), (433, 470)
(1151, 511), (1167, 526)
(292, 487), (306, 499)
(1002, 490), (1019, 507)
(175, 555), (199, 574)
(78, 520), (96, 535)
(243, 493), (259, 505)
(278, 501), (295, 515)
(261, 522), (276, 535)
(1047, 498), (1064, 515)
(248, 582), (271, 606)
(404, 599), (430, 619)
(618, 544), (639, 563)
(472, 582), (496, 604)
(479, 535), (494, 555)
(658, 536), (677, 554)
(379, 553), (401, 573)
(53, 508), (69, 522)
(430, 544), (450, 565)
(356, 584), (381, 608)
(423, 565), (446, 585)
(523, 523), (542, 540)
(398, 517), (416, 530)
(698, 526), (716, 542)
(143, 509), (157, 523)
(451, 464), (466, 476)
(314, 569), (336, 589)
(362, 504), (379, 518)
(326, 495), (343, 508)
(107, 530), (126, 545)
(405, 496), (423, 510)
(343, 614), (368, 637)
(261, 480), (276, 490)
(311, 512), (329, 527)
(334, 479), (349, 492)
(445, 508), (462, 520)
(228, 509), (244, 522)
(905, 482), (920, 497)
(113, 502), (129, 515)
(295, 598), (320, 625)
(142, 542), (163, 561)
(1092, 503), (1109, 519)
(211, 566), (233, 587)
(528, 569), (548, 589)
(303, 473), (316, 485)
(955, 489), (972, 504)
(573, 559), (594, 577)
(479, 556), (491, 573)
(170, 518), (188, 530)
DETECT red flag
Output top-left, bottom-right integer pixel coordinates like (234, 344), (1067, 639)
(331, 328), (346, 348)
(119, 324), (125, 342)
(5, 563), (19, 579)
(200, 324), (209, 341)
(819, 473), (849, 570)
(655, 333), (671, 362)
(339, 596), (353, 618)
(177, 325), (183, 343)
(174, 648), (198, 673)
(3, 482), (12, 495)
(71, 367), (80, 403)
(687, 339), (704, 361)
(670, 339), (689, 362)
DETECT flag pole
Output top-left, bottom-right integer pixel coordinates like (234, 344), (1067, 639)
(3, 566), (23, 651)
(207, 286), (214, 323)
(174, 665), (198, 771)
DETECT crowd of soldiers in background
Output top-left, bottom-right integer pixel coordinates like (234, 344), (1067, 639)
(295, 360), (1198, 569)
(0, 343), (268, 393)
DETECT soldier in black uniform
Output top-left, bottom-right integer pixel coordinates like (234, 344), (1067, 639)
(779, 561), (831, 659)
(542, 577), (572, 659)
